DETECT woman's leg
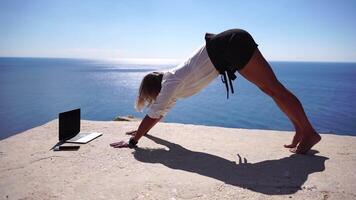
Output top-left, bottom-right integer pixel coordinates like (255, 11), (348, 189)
(238, 48), (321, 154)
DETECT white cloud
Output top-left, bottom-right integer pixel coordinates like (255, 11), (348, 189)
(106, 58), (181, 65)
(0, 47), (182, 64)
(64, 48), (123, 59)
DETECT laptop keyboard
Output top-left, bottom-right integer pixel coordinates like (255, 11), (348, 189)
(68, 132), (101, 143)
(75, 133), (98, 143)
(69, 132), (88, 141)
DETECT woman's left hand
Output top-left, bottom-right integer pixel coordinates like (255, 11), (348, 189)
(126, 130), (137, 136)
(110, 140), (130, 148)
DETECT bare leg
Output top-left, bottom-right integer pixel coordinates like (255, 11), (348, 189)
(273, 93), (303, 148)
(238, 49), (321, 154)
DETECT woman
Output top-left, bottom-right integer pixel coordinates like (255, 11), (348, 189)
(110, 29), (321, 154)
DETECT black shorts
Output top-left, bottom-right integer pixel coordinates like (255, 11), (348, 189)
(205, 29), (258, 98)
(205, 29), (258, 73)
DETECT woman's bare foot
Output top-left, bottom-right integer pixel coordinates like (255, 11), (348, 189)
(284, 132), (302, 148)
(290, 132), (321, 154)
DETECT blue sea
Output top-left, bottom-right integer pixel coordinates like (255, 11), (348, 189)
(0, 57), (356, 140)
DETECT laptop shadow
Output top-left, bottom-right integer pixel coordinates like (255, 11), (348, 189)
(49, 141), (80, 151)
(133, 135), (328, 195)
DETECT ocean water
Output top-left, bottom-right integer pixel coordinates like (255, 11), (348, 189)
(0, 57), (355, 140)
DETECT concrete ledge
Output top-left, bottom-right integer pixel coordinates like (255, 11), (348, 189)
(0, 120), (355, 199)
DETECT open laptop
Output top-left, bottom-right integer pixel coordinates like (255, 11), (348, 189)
(59, 108), (102, 144)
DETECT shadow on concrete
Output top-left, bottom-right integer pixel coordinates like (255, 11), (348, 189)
(133, 134), (328, 195)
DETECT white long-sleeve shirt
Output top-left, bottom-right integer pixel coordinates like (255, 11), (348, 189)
(147, 44), (219, 119)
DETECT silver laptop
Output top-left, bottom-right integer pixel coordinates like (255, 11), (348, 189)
(59, 108), (102, 144)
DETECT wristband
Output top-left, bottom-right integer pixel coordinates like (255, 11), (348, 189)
(128, 137), (138, 148)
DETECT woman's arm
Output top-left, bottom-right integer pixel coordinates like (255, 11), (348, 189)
(133, 115), (162, 141)
(110, 115), (162, 148)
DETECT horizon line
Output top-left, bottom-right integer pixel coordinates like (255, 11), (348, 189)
(0, 56), (356, 65)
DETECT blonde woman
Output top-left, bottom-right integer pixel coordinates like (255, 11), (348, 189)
(110, 29), (321, 154)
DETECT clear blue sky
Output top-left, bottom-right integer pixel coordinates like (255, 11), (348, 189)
(1, 0), (356, 62)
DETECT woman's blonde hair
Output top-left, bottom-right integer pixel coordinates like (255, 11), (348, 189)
(135, 72), (163, 111)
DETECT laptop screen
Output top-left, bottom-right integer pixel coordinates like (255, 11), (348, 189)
(59, 108), (80, 141)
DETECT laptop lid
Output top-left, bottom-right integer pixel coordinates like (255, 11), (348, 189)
(59, 108), (80, 141)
